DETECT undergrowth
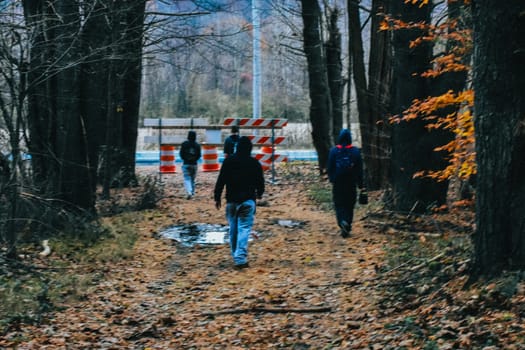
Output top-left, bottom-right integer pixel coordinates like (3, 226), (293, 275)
(0, 212), (140, 333)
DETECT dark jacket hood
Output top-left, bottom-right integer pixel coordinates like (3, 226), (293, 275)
(187, 130), (197, 142)
(237, 136), (252, 156)
(337, 129), (352, 145)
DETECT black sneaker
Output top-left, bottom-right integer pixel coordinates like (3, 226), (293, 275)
(234, 263), (249, 270)
(340, 220), (351, 238)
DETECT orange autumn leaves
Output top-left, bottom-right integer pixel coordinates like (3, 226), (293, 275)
(382, 0), (475, 182)
(402, 91), (475, 181)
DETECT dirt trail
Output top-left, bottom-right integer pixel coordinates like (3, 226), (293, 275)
(13, 165), (392, 349)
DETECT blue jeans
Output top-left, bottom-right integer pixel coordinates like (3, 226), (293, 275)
(225, 200), (256, 265)
(182, 164), (197, 196)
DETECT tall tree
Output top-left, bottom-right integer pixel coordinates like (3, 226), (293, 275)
(116, 0), (146, 187)
(80, 1), (112, 197)
(389, 0), (448, 213)
(325, 6), (343, 142)
(365, 0), (392, 190)
(23, 0), (95, 212)
(96, 0), (146, 193)
(23, 1), (57, 190)
(300, 0), (333, 171)
(472, 0), (525, 275)
(348, 0), (373, 188)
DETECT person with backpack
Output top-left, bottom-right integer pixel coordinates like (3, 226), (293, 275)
(179, 130), (201, 199)
(223, 125), (240, 158)
(214, 136), (265, 269)
(327, 128), (365, 238)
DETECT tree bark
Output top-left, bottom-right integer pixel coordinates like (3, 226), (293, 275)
(366, 0), (392, 190)
(300, 0), (333, 172)
(80, 1), (112, 195)
(53, 0), (95, 211)
(118, 0), (146, 187)
(23, 0), (55, 187)
(325, 7), (343, 143)
(472, 0), (525, 275)
(24, 0), (95, 212)
(348, 0), (378, 190)
(81, 0), (144, 190)
(389, 1), (447, 213)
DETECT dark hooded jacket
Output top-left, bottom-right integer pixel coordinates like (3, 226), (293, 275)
(214, 136), (265, 203)
(180, 130), (201, 165)
(327, 129), (364, 188)
(223, 126), (240, 157)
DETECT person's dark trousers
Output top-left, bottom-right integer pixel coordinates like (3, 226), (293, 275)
(332, 181), (357, 231)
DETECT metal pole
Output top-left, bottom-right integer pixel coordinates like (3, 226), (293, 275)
(158, 118), (162, 183)
(252, 0), (261, 120)
(271, 120), (275, 183)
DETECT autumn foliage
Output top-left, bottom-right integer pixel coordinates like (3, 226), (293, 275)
(383, 0), (475, 182)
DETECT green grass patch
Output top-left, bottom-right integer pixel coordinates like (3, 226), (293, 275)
(307, 182), (333, 211)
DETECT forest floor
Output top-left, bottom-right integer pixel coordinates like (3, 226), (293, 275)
(1, 162), (525, 349)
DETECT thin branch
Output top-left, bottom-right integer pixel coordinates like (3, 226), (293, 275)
(146, 11), (210, 17)
(202, 306), (332, 316)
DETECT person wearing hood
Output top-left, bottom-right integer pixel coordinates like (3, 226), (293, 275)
(223, 125), (240, 158)
(327, 129), (365, 237)
(179, 130), (201, 199)
(214, 136), (265, 269)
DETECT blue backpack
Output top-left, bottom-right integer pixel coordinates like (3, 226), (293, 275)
(335, 144), (355, 177)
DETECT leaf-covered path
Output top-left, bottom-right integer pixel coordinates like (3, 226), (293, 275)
(8, 165), (392, 349)
(5, 165), (525, 349)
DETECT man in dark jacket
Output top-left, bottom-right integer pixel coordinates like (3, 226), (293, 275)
(179, 130), (201, 199)
(327, 129), (365, 237)
(223, 125), (240, 158)
(214, 136), (265, 269)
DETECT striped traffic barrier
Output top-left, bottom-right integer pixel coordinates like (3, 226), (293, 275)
(255, 146), (288, 171)
(202, 145), (220, 172)
(223, 118), (288, 128)
(159, 144), (176, 173)
(247, 135), (286, 145)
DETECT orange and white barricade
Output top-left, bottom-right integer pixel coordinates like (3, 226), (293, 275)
(159, 144), (176, 173)
(201, 145), (220, 172)
(255, 146), (288, 171)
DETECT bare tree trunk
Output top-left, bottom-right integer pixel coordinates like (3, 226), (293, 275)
(23, 1), (55, 187)
(389, 1), (447, 213)
(24, 0), (95, 212)
(348, 0), (374, 185)
(366, 0), (392, 190)
(80, 1), (112, 195)
(118, 0), (146, 187)
(326, 7), (343, 143)
(53, 0), (94, 212)
(301, 0), (333, 172)
(472, 0), (525, 275)
(82, 0), (145, 190)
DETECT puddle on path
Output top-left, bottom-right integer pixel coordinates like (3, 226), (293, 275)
(274, 219), (306, 228)
(160, 223), (259, 247)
